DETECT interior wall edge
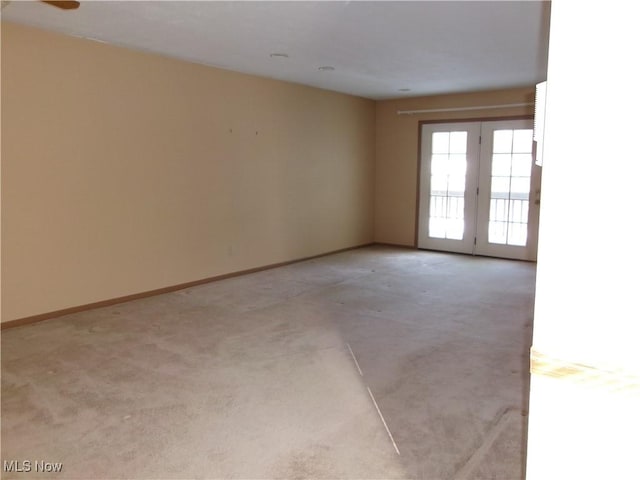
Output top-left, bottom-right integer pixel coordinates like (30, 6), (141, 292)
(372, 241), (416, 250)
(0, 243), (375, 330)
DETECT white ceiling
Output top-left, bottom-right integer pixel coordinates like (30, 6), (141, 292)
(1, 1), (551, 100)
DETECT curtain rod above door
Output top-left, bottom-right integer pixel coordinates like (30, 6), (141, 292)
(397, 102), (534, 115)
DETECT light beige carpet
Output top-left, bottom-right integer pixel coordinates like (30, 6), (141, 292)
(2, 246), (535, 479)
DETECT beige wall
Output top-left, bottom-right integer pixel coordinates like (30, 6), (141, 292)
(1, 22), (375, 322)
(374, 87), (534, 246)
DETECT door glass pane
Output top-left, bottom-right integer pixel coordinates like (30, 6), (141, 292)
(510, 177), (531, 196)
(449, 154), (467, 175)
(493, 130), (513, 153)
(511, 153), (532, 176)
(492, 154), (511, 176)
(431, 154), (449, 175)
(488, 129), (533, 246)
(489, 220), (508, 244)
(512, 130), (534, 153)
(431, 174), (448, 194)
(491, 176), (510, 197)
(448, 174), (466, 193)
(429, 131), (467, 240)
(432, 132), (450, 154)
(449, 132), (467, 154)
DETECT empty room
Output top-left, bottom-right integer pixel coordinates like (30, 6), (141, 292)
(2, 1), (638, 479)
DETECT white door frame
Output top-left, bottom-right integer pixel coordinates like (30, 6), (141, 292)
(417, 116), (539, 261)
(417, 122), (481, 254)
(475, 119), (541, 261)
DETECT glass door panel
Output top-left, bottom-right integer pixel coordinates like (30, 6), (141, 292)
(476, 119), (541, 260)
(418, 123), (481, 254)
(428, 133), (467, 240)
(418, 118), (541, 261)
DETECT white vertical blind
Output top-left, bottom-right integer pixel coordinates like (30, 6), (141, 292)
(533, 81), (547, 166)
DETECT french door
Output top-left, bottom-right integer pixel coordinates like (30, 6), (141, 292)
(417, 119), (541, 261)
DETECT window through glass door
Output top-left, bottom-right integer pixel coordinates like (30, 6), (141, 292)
(418, 119), (541, 261)
(417, 122), (480, 255)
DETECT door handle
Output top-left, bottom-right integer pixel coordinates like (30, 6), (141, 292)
(534, 189), (541, 205)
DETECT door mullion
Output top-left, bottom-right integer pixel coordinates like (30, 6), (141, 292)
(471, 133), (482, 256)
